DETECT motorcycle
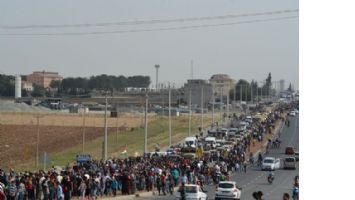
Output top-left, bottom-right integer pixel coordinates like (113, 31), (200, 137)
(267, 174), (274, 184)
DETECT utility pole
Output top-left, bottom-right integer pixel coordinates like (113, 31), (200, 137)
(233, 85), (236, 111)
(116, 105), (119, 147)
(82, 109), (86, 153)
(251, 81), (253, 104)
(188, 88), (192, 137)
(240, 84), (242, 104)
(104, 92), (108, 161)
(36, 114), (40, 168)
(212, 87), (215, 126)
(144, 93), (148, 154)
(226, 84), (230, 118)
(168, 84), (172, 147)
(220, 87), (223, 123)
(257, 83), (259, 104)
(200, 86), (204, 131)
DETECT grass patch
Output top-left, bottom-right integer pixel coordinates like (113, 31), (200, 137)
(16, 114), (217, 171)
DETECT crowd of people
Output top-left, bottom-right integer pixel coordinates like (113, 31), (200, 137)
(0, 102), (298, 200)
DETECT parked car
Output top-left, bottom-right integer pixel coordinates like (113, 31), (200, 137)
(285, 146), (295, 155)
(261, 157), (281, 171)
(215, 181), (242, 200)
(175, 184), (207, 200)
(283, 157), (297, 170)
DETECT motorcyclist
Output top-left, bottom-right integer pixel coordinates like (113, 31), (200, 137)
(267, 171), (274, 183)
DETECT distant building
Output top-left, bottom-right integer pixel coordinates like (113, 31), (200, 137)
(209, 74), (236, 98)
(280, 79), (285, 92)
(21, 81), (33, 91)
(183, 79), (213, 106)
(27, 71), (63, 88)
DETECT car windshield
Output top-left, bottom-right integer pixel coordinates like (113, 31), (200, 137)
(264, 159), (274, 163)
(186, 141), (194, 145)
(218, 183), (234, 188)
(285, 158), (295, 162)
(178, 186), (197, 193)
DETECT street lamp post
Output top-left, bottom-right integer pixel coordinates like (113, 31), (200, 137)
(220, 87), (223, 124)
(104, 92), (108, 161)
(226, 84), (229, 118)
(144, 93), (148, 154)
(36, 115), (40, 168)
(212, 87), (215, 126)
(82, 109), (86, 153)
(168, 84), (172, 147)
(201, 86), (204, 131)
(188, 88), (192, 137)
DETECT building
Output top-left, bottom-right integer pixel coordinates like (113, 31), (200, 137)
(21, 81), (33, 91)
(183, 79), (213, 106)
(209, 74), (236, 98)
(279, 79), (285, 92)
(27, 71), (63, 88)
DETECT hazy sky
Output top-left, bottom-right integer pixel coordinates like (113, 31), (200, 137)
(0, 0), (298, 89)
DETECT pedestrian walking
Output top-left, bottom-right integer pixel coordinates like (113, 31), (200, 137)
(243, 160), (248, 173)
(56, 181), (64, 200)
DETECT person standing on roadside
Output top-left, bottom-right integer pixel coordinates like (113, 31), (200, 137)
(8, 180), (17, 200)
(17, 180), (26, 200)
(243, 160), (248, 173)
(56, 181), (64, 200)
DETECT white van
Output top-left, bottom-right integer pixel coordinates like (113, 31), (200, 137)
(205, 137), (217, 148)
(185, 137), (198, 148)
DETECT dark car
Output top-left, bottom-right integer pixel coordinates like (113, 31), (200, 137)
(285, 146), (295, 155)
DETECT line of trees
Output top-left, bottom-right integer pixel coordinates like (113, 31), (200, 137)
(52, 74), (151, 95)
(0, 74), (151, 97)
(229, 72), (273, 101)
(0, 74), (15, 97)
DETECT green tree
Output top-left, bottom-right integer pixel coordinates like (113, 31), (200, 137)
(287, 83), (293, 92)
(229, 79), (251, 101)
(260, 72), (272, 96)
(31, 84), (46, 97)
(0, 74), (15, 97)
(50, 80), (61, 89)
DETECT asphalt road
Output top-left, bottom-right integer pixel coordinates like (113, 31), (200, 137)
(140, 115), (299, 200)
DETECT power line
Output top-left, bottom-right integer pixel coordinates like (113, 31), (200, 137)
(0, 15), (298, 36)
(0, 9), (298, 29)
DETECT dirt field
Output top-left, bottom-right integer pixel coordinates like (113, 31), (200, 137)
(0, 112), (145, 127)
(0, 112), (214, 171)
(0, 124), (118, 169)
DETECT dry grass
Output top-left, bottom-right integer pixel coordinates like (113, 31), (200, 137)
(0, 112), (217, 171)
(0, 112), (145, 128)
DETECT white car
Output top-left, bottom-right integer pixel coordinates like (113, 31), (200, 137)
(261, 157), (281, 171)
(175, 184), (207, 200)
(228, 128), (238, 137)
(215, 181), (242, 200)
(284, 157), (297, 170)
(289, 111), (296, 116)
